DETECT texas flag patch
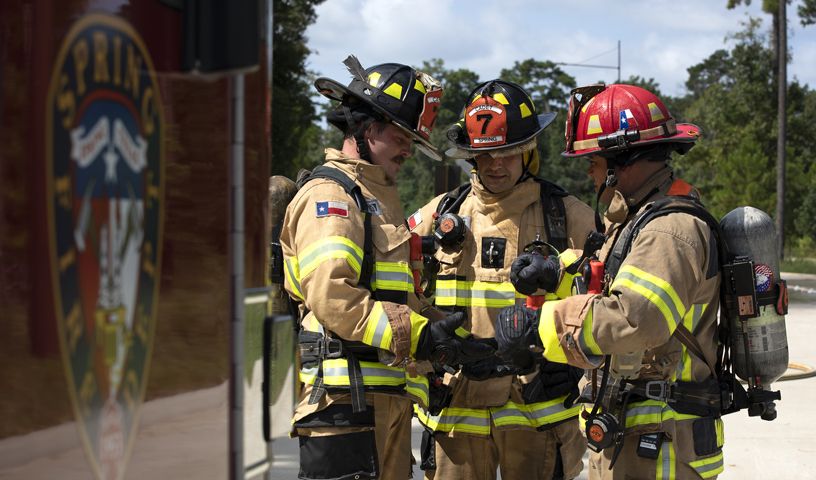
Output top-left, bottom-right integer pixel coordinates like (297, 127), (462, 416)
(407, 210), (422, 230)
(316, 200), (349, 218)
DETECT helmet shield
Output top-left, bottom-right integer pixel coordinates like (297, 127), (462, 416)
(446, 80), (556, 159)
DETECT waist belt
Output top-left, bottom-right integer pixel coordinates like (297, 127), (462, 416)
(299, 331), (381, 413)
(627, 379), (722, 417)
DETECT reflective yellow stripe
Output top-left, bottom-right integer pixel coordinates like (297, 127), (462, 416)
(410, 311), (428, 355)
(435, 278), (524, 308)
(405, 374), (429, 409)
(676, 303), (707, 381)
(414, 405), (491, 435)
(538, 301), (568, 363)
(715, 417), (724, 447)
(489, 398), (580, 429)
(689, 451), (724, 478)
(372, 261), (413, 292)
(284, 257), (304, 300)
(612, 265), (686, 333)
(299, 359), (406, 387)
(362, 302), (392, 350)
(556, 249), (580, 299)
(298, 236), (363, 278)
(624, 400), (701, 429)
(656, 439), (676, 480)
(578, 306), (603, 356)
(413, 78), (426, 94)
(454, 326), (470, 338)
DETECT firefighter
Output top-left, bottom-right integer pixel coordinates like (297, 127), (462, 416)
(408, 79), (596, 480)
(494, 84), (725, 479)
(280, 57), (493, 480)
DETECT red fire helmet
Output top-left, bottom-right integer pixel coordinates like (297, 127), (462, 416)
(562, 84), (701, 158)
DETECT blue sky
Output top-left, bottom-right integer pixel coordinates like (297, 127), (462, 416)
(305, 0), (816, 98)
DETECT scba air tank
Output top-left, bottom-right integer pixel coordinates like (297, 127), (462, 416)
(720, 206), (789, 386)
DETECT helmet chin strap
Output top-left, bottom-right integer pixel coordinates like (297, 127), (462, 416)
(592, 168), (618, 232)
(342, 104), (371, 162)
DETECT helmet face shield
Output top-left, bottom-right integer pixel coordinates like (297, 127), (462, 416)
(564, 84), (606, 155)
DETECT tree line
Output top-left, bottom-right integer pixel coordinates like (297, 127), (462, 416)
(273, 1), (816, 257)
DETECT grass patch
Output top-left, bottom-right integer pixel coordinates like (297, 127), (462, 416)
(782, 257), (816, 274)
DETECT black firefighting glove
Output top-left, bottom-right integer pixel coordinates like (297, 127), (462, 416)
(510, 252), (560, 296)
(494, 304), (541, 373)
(461, 339), (518, 380)
(521, 358), (583, 406)
(416, 312), (495, 368)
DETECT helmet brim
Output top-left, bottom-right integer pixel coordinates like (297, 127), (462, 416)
(444, 112), (557, 160)
(314, 77), (442, 161)
(561, 122), (701, 158)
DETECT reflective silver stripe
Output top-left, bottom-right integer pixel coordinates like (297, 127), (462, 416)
(322, 364), (405, 380)
(374, 270), (413, 283)
(368, 307), (390, 349)
(299, 242), (363, 273)
(491, 402), (572, 423)
(435, 288), (515, 301)
(694, 456), (724, 477)
(433, 412), (490, 428)
(660, 440), (673, 480)
(616, 271), (683, 327)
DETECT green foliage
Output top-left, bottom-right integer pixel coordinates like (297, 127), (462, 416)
(271, 0), (326, 179)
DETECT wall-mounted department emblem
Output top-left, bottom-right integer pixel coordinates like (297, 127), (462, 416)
(46, 14), (164, 480)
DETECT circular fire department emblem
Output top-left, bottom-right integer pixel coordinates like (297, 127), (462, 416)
(46, 14), (164, 480)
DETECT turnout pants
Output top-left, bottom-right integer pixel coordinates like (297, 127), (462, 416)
(425, 418), (586, 480)
(295, 393), (413, 480)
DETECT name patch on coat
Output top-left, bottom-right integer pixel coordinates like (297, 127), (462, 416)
(316, 200), (349, 218)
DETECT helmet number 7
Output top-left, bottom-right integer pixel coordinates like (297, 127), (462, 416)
(476, 113), (493, 134)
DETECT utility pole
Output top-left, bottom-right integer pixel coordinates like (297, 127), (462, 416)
(556, 41), (621, 84)
(777, 0), (787, 259)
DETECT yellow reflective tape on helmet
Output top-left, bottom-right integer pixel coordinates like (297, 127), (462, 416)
(383, 82), (403, 100)
(492, 92), (509, 104)
(648, 102), (665, 121)
(656, 439), (676, 480)
(690, 451), (724, 479)
(414, 78), (426, 94)
(284, 257), (304, 300)
(414, 406), (491, 435)
(612, 265), (686, 333)
(410, 311), (429, 356)
(434, 278), (525, 308)
(538, 301), (568, 364)
(298, 236), (363, 279)
(519, 102), (532, 119)
(362, 302), (392, 350)
(489, 398), (581, 429)
(300, 359), (407, 387)
(372, 261), (413, 292)
(406, 374), (430, 409)
(368, 71), (381, 87)
(556, 249), (581, 299)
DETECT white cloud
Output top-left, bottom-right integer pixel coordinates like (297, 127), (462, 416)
(306, 0), (816, 97)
